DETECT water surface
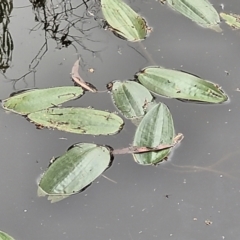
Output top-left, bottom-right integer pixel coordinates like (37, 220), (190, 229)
(1, 1), (240, 239)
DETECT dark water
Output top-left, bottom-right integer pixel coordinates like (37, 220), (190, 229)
(1, 0), (240, 239)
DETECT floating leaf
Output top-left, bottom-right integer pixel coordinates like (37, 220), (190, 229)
(0, 231), (15, 240)
(71, 59), (97, 92)
(101, 0), (151, 42)
(133, 103), (175, 165)
(220, 12), (240, 29)
(107, 80), (154, 119)
(2, 86), (84, 115)
(136, 67), (228, 103)
(28, 107), (124, 135)
(38, 143), (113, 203)
(163, 0), (222, 32)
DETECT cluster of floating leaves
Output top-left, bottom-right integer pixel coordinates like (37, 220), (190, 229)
(2, 0), (233, 204)
(2, 60), (227, 202)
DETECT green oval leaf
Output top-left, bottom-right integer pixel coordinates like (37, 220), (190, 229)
(133, 103), (175, 165)
(101, 0), (151, 42)
(164, 0), (222, 32)
(136, 67), (228, 103)
(0, 231), (15, 240)
(220, 12), (240, 29)
(28, 107), (124, 135)
(38, 143), (113, 203)
(107, 80), (154, 119)
(2, 86), (84, 115)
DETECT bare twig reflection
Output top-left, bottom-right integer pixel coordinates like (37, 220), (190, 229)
(29, 0), (100, 49)
(0, 0), (13, 73)
(161, 149), (240, 181)
(9, 0), (103, 88)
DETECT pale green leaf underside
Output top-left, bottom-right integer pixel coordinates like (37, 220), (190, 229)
(2, 86), (84, 115)
(137, 67), (228, 103)
(220, 12), (240, 29)
(166, 0), (222, 32)
(101, 0), (149, 41)
(38, 143), (112, 203)
(28, 107), (124, 135)
(110, 80), (154, 119)
(133, 103), (175, 165)
(0, 231), (15, 240)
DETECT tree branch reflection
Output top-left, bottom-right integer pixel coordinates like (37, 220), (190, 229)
(10, 0), (103, 88)
(0, 0), (13, 73)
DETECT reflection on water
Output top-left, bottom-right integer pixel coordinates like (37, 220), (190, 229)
(4, 0), (104, 88)
(0, 0), (13, 73)
(164, 148), (240, 182)
(30, 0), (92, 50)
